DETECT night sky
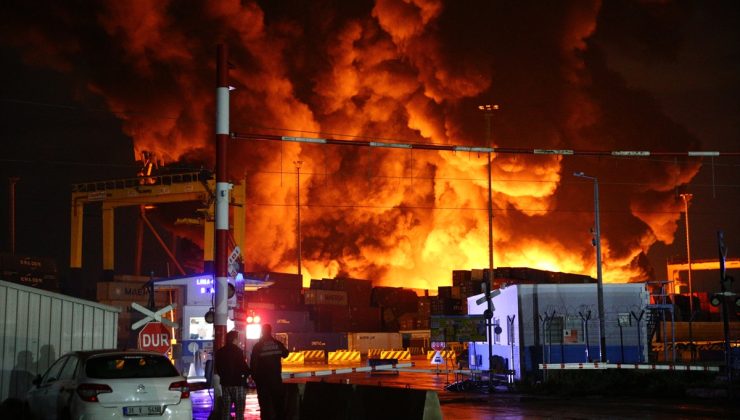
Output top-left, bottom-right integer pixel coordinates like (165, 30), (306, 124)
(1, 1), (739, 297)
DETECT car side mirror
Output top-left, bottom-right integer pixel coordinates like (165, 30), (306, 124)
(32, 375), (42, 386)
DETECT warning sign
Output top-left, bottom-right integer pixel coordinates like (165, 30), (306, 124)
(430, 315), (487, 342)
(431, 351), (444, 365)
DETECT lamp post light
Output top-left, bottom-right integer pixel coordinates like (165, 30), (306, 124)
(680, 193), (695, 361)
(478, 104), (499, 276)
(574, 171), (607, 362)
(294, 161), (303, 280)
(478, 104), (498, 388)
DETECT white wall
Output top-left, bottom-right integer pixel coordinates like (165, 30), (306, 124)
(467, 285), (521, 375)
(468, 282), (649, 380)
(0, 280), (119, 401)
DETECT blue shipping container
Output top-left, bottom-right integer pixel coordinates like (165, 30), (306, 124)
(276, 332), (348, 352)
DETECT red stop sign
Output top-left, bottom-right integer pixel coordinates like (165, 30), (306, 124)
(138, 322), (171, 353)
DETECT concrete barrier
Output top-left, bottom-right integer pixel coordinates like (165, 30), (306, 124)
(426, 350), (456, 360)
(367, 348), (383, 359)
(328, 350), (361, 364)
(380, 350), (411, 361)
(283, 352), (305, 364)
(301, 350), (326, 362)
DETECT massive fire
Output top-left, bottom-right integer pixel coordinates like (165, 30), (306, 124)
(2, 1), (703, 290)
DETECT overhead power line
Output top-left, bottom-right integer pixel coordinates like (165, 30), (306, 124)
(232, 132), (740, 157)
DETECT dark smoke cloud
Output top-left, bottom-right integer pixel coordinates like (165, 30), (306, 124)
(1, 0), (704, 287)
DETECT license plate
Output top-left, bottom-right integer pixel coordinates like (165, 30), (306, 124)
(123, 405), (163, 416)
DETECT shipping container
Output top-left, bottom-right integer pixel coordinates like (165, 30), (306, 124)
(249, 309), (314, 333)
(309, 279), (324, 290)
(430, 297), (463, 315)
(371, 287), (419, 315)
(0, 271), (58, 291)
(247, 271), (302, 289)
(96, 281), (170, 302)
(452, 270), (471, 287)
(347, 332), (402, 355)
(348, 306), (381, 332)
(418, 297), (432, 316)
(310, 305), (351, 332)
(275, 332), (348, 352)
(246, 301), (276, 311)
(304, 289), (348, 306)
(247, 286), (303, 307)
(0, 280), (119, 402)
(112, 274), (153, 283)
(333, 277), (373, 306)
(0, 253), (59, 291)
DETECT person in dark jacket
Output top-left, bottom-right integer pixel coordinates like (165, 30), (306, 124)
(250, 324), (289, 420)
(215, 330), (251, 420)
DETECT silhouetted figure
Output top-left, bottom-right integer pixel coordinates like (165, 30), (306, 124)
(250, 324), (289, 420)
(215, 330), (251, 420)
(9, 350), (35, 399)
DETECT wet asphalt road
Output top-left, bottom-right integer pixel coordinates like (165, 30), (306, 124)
(192, 358), (740, 419)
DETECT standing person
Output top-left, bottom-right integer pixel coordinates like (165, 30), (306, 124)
(250, 324), (289, 420)
(215, 330), (251, 420)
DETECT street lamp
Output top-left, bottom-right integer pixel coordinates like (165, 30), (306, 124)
(574, 171), (607, 362)
(679, 193), (694, 360)
(478, 103), (498, 389)
(478, 104), (499, 276)
(294, 161), (303, 280)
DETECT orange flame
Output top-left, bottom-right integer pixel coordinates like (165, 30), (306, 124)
(3, 1), (703, 289)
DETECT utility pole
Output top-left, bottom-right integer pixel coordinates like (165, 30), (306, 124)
(294, 161), (303, 280)
(680, 193), (695, 361)
(214, 44), (230, 351)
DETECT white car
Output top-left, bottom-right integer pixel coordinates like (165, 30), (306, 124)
(26, 350), (192, 419)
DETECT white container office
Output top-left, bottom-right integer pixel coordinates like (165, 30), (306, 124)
(467, 283), (649, 380)
(0, 280), (119, 401)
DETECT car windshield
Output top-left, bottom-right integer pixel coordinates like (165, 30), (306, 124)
(85, 354), (179, 379)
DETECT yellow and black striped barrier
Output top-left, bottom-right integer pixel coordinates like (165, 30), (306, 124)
(380, 350), (411, 361)
(283, 352), (305, 364)
(426, 350), (456, 360)
(301, 350), (326, 362)
(328, 350), (361, 364)
(367, 349), (383, 359)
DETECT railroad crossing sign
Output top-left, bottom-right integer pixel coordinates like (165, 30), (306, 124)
(138, 322), (171, 353)
(228, 246), (241, 277)
(475, 288), (501, 305)
(131, 302), (178, 330)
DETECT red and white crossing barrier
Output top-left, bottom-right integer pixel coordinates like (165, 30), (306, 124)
(539, 362), (719, 372)
(540, 362), (606, 370)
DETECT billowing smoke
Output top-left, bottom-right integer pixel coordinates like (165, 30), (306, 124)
(2, 1), (701, 289)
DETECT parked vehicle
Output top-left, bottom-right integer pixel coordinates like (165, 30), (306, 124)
(26, 350), (191, 420)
